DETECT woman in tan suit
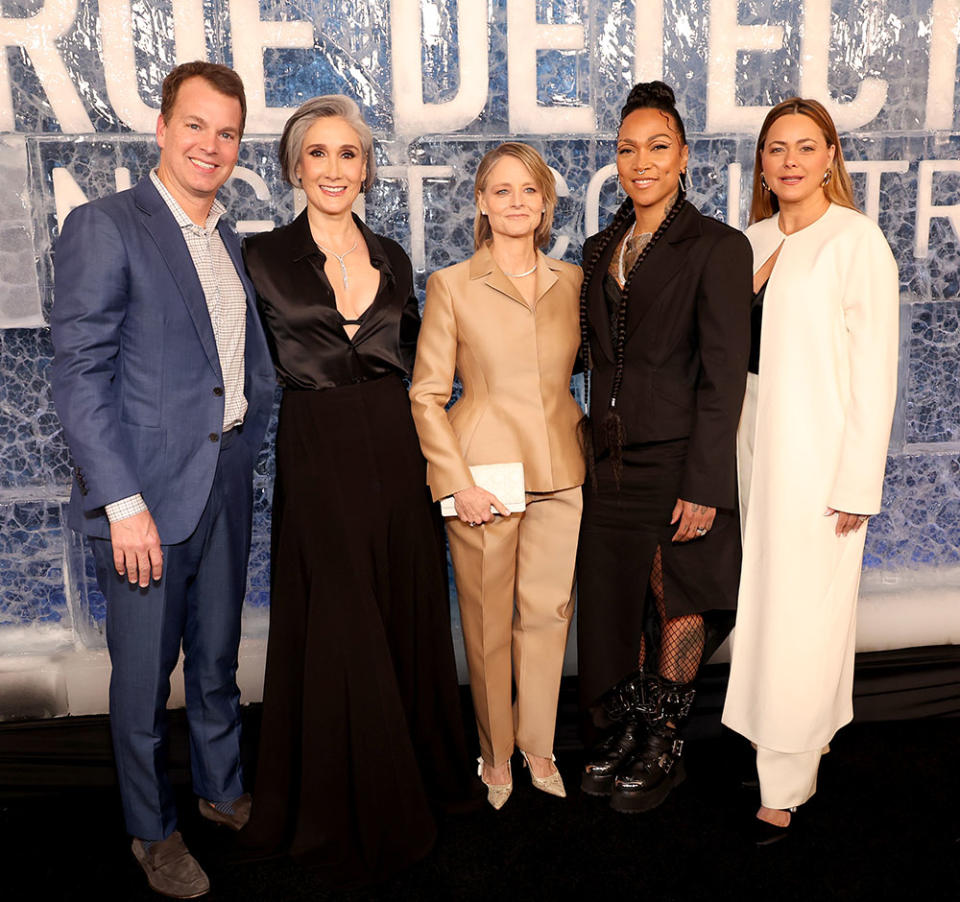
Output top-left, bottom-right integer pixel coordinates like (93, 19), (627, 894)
(410, 143), (585, 809)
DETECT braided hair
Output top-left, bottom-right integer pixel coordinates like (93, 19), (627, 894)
(578, 81), (689, 487)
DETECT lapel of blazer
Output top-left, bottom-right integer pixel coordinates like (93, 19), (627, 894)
(221, 219), (271, 380)
(624, 201), (702, 343)
(470, 243), (532, 310)
(218, 218), (255, 311)
(586, 223), (623, 363)
(134, 177), (222, 378)
(534, 251), (560, 305)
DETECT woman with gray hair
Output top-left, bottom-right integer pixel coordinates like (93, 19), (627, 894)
(240, 95), (476, 883)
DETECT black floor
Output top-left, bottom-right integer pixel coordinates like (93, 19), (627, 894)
(1, 682), (958, 901)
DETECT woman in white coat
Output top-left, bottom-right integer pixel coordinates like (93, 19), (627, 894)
(721, 98), (899, 844)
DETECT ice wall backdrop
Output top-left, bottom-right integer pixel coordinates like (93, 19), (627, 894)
(1, 0), (959, 716)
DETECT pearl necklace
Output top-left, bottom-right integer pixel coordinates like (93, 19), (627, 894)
(316, 238), (359, 289)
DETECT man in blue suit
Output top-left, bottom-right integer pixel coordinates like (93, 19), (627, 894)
(50, 62), (274, 899)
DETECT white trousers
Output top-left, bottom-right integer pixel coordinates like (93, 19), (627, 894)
(756, 745), (822, 809)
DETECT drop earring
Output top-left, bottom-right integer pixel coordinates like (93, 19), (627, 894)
(679, 170), (688, 193)
(821, 169), (832, 187)
(760, 173), (770, 191)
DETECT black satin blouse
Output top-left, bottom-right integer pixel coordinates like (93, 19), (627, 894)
(748, 280), (766, 375)
(242, 211), (420, 390)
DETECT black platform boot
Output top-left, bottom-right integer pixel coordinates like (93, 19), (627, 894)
(581, 715), (646, 796)
(590, 668), (648, 727)
(581, 670), (659, 796)
(609, 677), (696, 813)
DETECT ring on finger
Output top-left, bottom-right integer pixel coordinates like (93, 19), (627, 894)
(695, 527), (707, 536)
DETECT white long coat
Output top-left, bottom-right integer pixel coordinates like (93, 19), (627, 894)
(722, 204), (899, 753)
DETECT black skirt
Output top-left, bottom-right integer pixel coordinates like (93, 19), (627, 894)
(242, 374), (477, 886)
(576, 439), (741, 710)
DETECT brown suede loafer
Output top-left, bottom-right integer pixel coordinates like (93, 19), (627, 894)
(197, 792), (252, 831)
(131, 831), (209, 899)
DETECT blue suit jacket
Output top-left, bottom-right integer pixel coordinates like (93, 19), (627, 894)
(50, 177), (274, 545)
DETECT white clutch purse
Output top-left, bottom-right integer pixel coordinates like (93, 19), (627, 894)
(440, 462), (526, 518)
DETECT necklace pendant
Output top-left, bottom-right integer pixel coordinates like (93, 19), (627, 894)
(316, 237), (359, 293)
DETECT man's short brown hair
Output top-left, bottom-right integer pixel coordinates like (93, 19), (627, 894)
(160, 62), (247, 137)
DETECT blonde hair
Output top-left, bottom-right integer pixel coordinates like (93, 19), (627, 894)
(473, 143), (557, 250)
(749, 97), (857, 224)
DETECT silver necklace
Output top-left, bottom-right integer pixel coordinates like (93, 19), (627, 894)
(316, 239), (359, 289)
(504, 262), (537, 278)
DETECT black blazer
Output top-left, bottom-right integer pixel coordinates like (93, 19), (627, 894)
(583, 201), (751, 509)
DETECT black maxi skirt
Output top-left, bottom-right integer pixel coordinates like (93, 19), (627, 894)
(242, 374), (477, 886)
(576, 438), (741, 712)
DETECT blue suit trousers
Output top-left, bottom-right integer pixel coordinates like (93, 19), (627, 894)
(91, 428), (253, 840)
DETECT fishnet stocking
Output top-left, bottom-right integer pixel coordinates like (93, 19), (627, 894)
(637, 546), (705, 685)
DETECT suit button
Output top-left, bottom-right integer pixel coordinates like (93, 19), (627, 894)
(209, 433), (219, 442)
(213, 386), (224, 396)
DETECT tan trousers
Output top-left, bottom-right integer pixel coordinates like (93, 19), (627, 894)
(447, 486), (582, 767)
(756, 745), (822, 809)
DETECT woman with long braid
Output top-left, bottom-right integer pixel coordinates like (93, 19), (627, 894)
(576, 82), (751, 812)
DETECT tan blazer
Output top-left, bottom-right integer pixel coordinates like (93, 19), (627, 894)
(410, 244), (586, 501)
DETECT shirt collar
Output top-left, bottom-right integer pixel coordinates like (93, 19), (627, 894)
(467, 242), (562, 280)
(289, 209), (395, 282)
(150, 169), (225, 233)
